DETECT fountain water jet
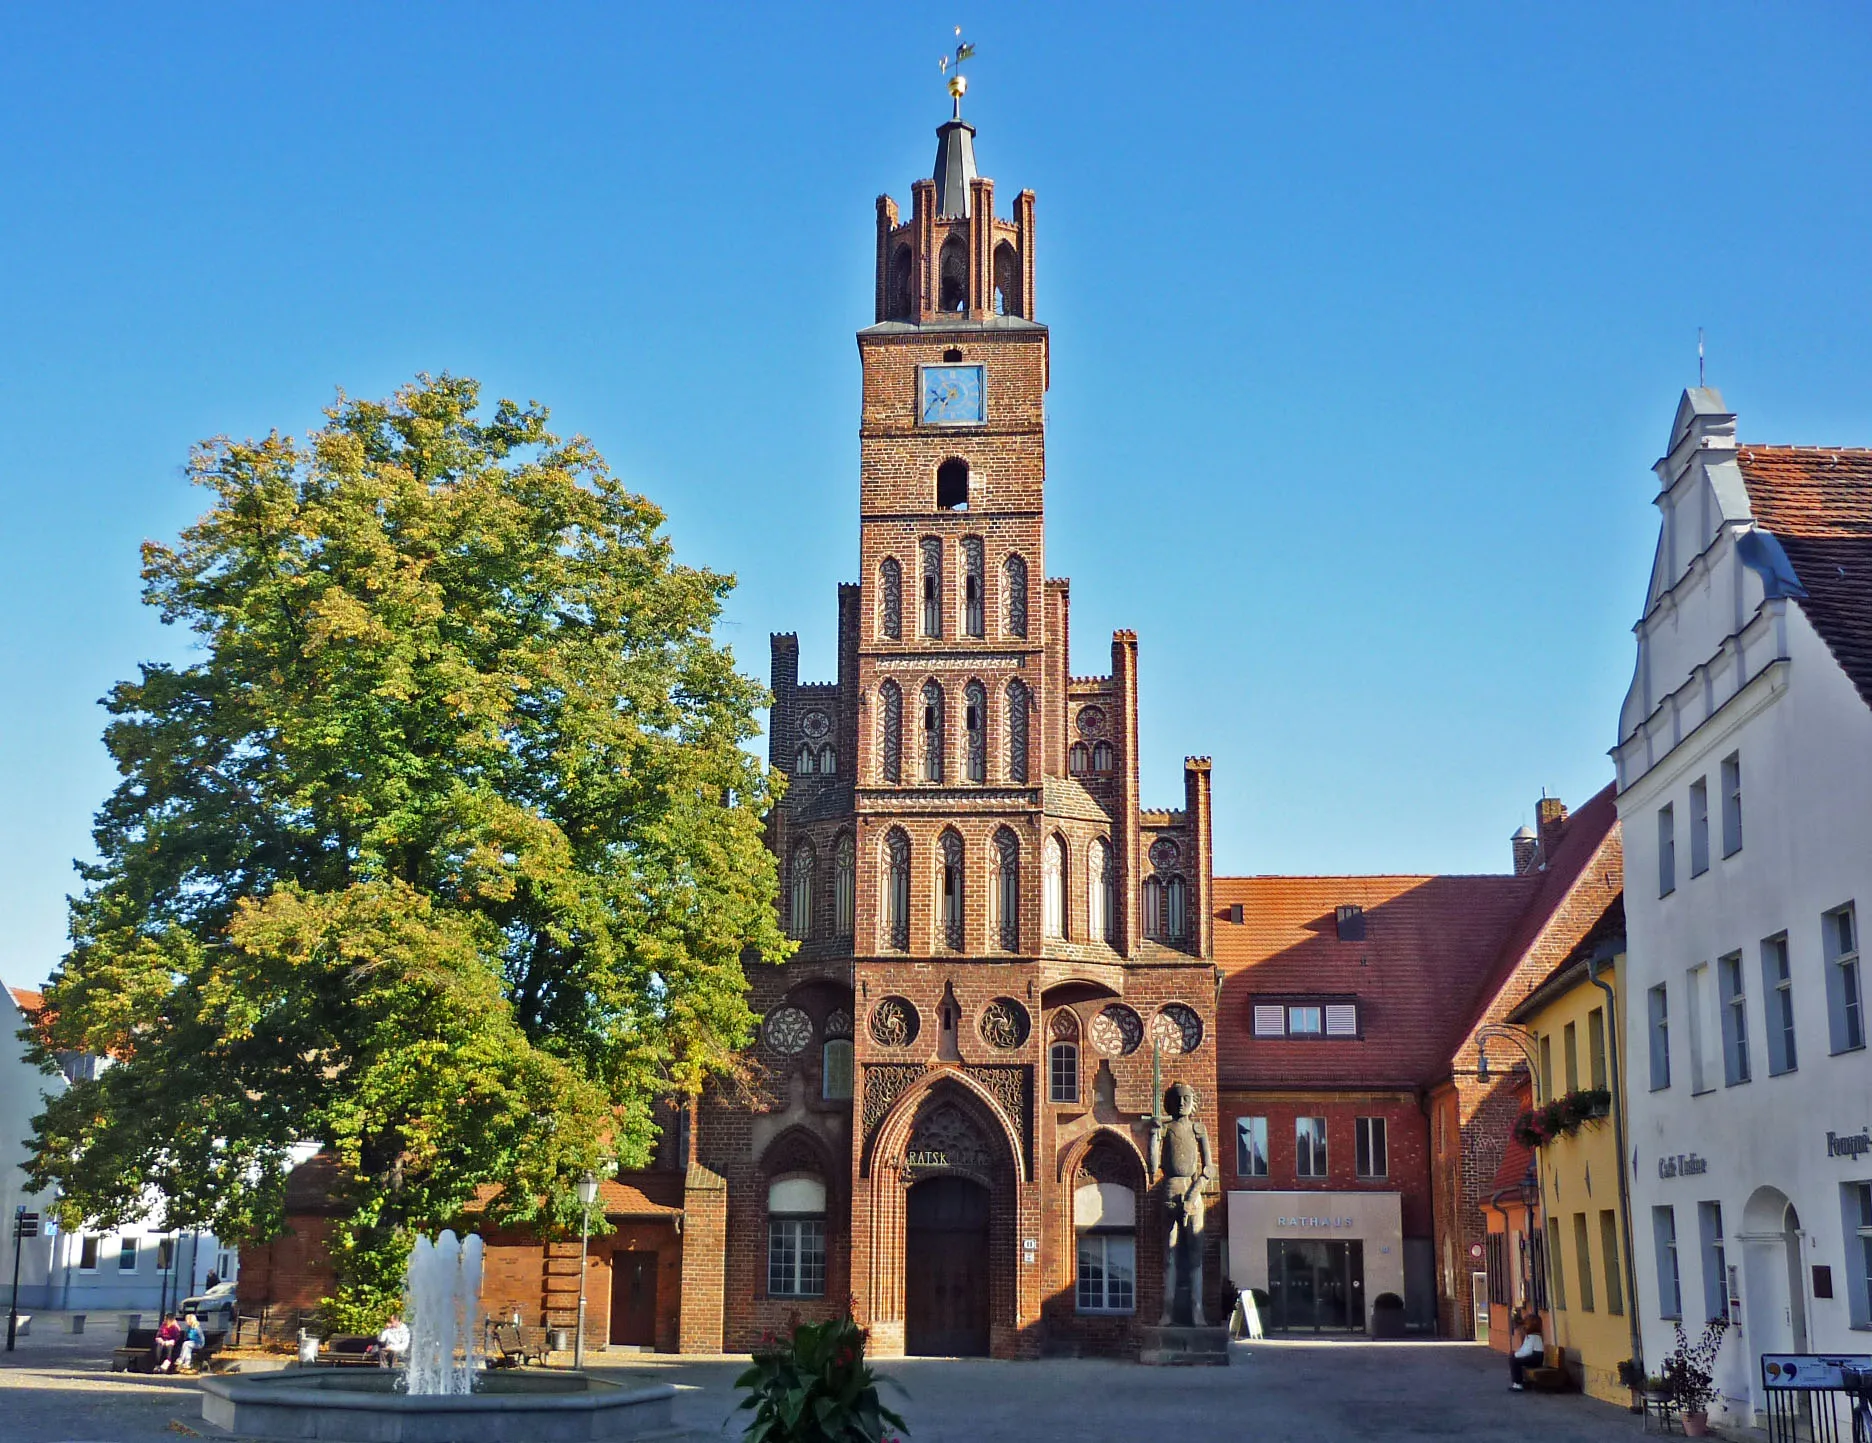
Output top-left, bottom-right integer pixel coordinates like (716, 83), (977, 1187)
(404, 1230), (485, 1395)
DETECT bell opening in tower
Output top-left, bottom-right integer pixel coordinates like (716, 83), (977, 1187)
(936, 458), (970, 511)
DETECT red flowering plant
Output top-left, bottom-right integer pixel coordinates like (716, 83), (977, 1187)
(1511, 1089), (1613, 1149)
(734, 1314), (908, 1443)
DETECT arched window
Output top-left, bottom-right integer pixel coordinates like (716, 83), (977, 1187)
(938, 830), (964, 950)
(962, 536), (984, 635)
(920, 537), (943, 638)
(887, 242), (913, 320)
(878, 681), (902, 783)
(1143, 876), (1164, 939)
(1074, 1181), (1137, 1315)
(819, 744), (836, 776)
(1003, 554), (1028, 637)
(1043, 834), (1066, 939)
(920, 680), (945, 783)
(884, 829), (910, 951)
(768, 1176), (827, 1298)
(993, 241), (1022, 317)
(938, 459), (970, 512)
(788, 841), (815, 940)
(1069, 742), (1089, 775)
(834, 833), (855, 938)
(964, 680), (986, 783)
(821, 1039), (853, 1101)
(1049, 1040), (1079, 1103)
(938, 234), (968, 312)
(992, 827), (1020, 952)
(1165, 875), (1188, 940)
(1092, 741), (1114, 773)
(796, 743), (816, 775)
(1089, 838), (1114, 944)
(1006, 678), (1030, 783)
(879, 557), (902, 640)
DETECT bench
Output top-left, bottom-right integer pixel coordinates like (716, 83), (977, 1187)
(111, 1326), (229, 1374)
(487, 1322), (547, 1369)
(317, 1334), (384, 1368)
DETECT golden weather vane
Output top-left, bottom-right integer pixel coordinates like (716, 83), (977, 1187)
(938, 27), (977, 117)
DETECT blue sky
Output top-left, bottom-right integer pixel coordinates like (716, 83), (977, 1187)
(4, 3), (1871, 992)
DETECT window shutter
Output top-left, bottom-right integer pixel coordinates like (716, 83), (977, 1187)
(1252, 1005), (1285, 1037)
(1324, 1003), (1359, 1037)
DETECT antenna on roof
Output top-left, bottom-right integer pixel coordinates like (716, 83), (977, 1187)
(1698, 328), (1706, 388)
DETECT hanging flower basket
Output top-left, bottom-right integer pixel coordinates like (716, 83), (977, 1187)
(1511, 1089), (1612, 1149)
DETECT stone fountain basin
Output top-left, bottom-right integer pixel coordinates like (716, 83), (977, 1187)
(198, 1368), (676, 1442)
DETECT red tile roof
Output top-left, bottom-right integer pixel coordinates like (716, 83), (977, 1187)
(1215, 784), (1621, 1092)
(1214, 873), (1538, 1090)
(1738, 446), (1872, 708)
(9, 987), (45, 1017)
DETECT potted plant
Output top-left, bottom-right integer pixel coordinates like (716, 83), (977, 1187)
(1369, 1292), (1406, 1340)
(1661, 1317), (1729, 1436)
(1616, 1359), (1645, 1413)
(735, 1314), (908, 1443)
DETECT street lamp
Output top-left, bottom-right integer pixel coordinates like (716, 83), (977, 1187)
(1474, 1021), (1546, 1104)
(574, 1172), (600, 1370)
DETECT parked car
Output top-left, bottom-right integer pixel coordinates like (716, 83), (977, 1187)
(178, 1281), (238, 1330)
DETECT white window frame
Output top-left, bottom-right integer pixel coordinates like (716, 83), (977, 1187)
(1825, 904), (1864, 1054)
(1236, 1116), (1268, 1178)
(1049, 1041), (1079, 1104)
(1075, 1232), (1137, 1315)
(1296, 1116), (1328, 1179)
(1287, 1005), (1323, 1036)
(1355, 1116), (1387, 1179)
(119, 1237), (139, 1273)
(1762, 934), (1797, 1075)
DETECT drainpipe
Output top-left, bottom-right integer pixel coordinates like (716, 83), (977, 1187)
(1589, 944), (1645, 1382)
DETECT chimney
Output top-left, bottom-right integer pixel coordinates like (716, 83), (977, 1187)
(1511, 826), (1539, 876)
(1536, 796), (1569, 864)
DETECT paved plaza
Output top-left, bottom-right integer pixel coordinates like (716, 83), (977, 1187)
(0, 1330), (1654, 1443)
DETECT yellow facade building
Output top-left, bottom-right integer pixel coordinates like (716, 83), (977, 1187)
(1507, 908), (1643, 1406)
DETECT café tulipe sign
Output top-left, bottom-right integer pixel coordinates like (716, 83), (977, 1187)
(1657, 1152), (1709, 1179)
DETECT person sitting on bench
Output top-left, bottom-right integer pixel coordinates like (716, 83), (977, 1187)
(1508, 1309), (1544, 1391)
(178, 1315), (206, 1371)
(152, 1315), (183, 1373)
(376, 1316), (411, 1369)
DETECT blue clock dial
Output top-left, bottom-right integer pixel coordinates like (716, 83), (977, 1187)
(920, 365), (985, 426)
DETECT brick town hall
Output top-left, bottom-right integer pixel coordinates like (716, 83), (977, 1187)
(247, 94), (1623, 1360)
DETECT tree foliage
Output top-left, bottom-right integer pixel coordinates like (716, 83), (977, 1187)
(28, 375), (788, 1316)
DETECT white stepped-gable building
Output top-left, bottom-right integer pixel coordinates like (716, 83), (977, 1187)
(1615, 388), (1872, 1425)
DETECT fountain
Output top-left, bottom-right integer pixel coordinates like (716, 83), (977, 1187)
(198, 1229), (674, 1441)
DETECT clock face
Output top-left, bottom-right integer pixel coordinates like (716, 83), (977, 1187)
(919, 365), (985, 426)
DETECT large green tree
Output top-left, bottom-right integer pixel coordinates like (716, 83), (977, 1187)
(27, 375), (788, 1320)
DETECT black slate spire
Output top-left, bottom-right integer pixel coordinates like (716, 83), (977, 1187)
(932, 117), (978, 219)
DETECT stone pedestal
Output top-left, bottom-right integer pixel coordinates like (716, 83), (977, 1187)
(1138, 1324), (1231, 1366)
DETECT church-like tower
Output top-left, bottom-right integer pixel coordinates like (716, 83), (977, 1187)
(706, 78), (1219, 1361)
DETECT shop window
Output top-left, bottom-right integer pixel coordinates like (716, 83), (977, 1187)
(1236, 1116), (1268, 1177)
(1295, 1117), (1328, 1178)
(1601, 1210), (1624, 1316)
(1355, 1117), (1387, 1179)
(767, 1177), (827, 1298)
(1721, 752), (1743, 856)
(1653, 1206), (1682, 1319)
(1573, 1213), (1596, 1312)
(1049, 1042), (1079, 1104)
(1074, 1183), (1137, 1314)
(1648, 984), (1671, 1090)
(1719, 951), (1751, 1085)
(1762, 934), (1797, 1075)
(822, 1040), (854, 1101)
(1850, 1182), (1872, 1327)
(1825, 903), (1864, 1053)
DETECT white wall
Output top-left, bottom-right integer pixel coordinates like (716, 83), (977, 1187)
(1616, 392), (1872, 1424)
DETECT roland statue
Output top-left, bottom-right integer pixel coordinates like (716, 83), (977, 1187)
(1148, 1080), (1218, 1327)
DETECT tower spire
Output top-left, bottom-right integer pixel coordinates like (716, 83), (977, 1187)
(933, 30), (979, 218)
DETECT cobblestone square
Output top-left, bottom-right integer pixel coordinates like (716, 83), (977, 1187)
(0, 1336), (1650, 1443)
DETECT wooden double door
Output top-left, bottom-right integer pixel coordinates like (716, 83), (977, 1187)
(904, 1177), (990, 1357)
